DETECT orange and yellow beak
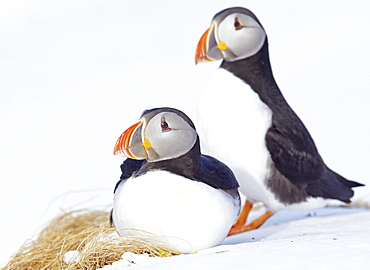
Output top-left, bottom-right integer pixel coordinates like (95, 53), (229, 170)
(195, 27), (212, 64)
(114, 121), (149, 160)
(195, 21), (225, 64)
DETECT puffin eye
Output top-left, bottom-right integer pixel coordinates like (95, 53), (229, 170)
(234, 18), (243, 30)
(161, 117), (171, 132)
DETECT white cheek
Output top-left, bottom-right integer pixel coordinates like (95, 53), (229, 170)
(224, 29), (265, 61)
(145, 113), (198, 161)
(152, 130), (197, 160)
(218, 17), (237, 44)
(218, 16), (266, 61)
(151, 131), (175, 157)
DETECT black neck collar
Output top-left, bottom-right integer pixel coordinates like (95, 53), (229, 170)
(137, 137), (201, 180)
(220, 39), (288, 112)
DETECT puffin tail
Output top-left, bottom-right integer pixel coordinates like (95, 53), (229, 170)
(307, 168), (364, 203)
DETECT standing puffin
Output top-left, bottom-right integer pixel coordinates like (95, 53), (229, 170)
(111, 107), (240, 253)
(195, 7), (363, 235)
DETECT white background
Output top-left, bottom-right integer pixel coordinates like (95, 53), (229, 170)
(1, 0), (369, 265)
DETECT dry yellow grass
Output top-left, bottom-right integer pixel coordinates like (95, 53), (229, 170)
(3, 210), (178, 270)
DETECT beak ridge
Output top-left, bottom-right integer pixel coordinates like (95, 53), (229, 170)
(114, 121), (148, 160)
(195, 21), (224, 64)
(195, 27), (211, 64)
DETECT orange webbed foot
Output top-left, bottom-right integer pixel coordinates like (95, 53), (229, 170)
(228, 211), (273, 236)
(228, 200), (273, 236)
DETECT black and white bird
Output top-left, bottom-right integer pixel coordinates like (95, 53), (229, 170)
(195, 7), (364, 235)
(111, 107), (240, 253)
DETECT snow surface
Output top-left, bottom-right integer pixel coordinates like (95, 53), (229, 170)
(1, 0), (370, 267)
(98, 207), (370, 270)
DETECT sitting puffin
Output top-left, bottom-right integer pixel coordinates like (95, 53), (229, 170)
(195, 7), (363, 235)
(111, 107), (240, 253)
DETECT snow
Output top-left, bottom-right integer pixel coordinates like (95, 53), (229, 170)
(1, 0), (370, 268)
(64, 250), (80, 265)
(98, 207), (370, 270)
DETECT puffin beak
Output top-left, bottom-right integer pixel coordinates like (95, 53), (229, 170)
(195, 21), (224, 64)
(114, 121), (149, 160)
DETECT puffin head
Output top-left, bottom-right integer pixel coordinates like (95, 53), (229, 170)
(114, 107), (198, 162)
(195, 7), (266, 63)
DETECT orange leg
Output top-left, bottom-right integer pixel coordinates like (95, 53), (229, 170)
(232, 200), (253, 227)
(228, 200), (273, 236)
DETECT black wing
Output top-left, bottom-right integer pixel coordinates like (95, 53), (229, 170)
(197, 154), (239, 191)
(266, 115), (363, 203)
(113, 158), (145, 193)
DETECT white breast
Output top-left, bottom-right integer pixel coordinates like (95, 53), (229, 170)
(112, 170), (240, 253)
(198, 68), (284, 211)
